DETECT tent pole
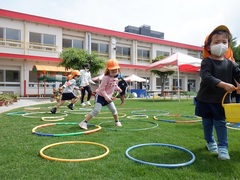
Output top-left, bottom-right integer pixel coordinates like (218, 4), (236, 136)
(177, 67), (180, 102)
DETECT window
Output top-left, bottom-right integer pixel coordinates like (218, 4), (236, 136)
(173, 79), (182, 90)
(62, 38), (83, 49)
(30, 32), (41, 43)
(6, 70), (20, 82)
(29, 32), (56, 51)
(156, 50), (169, 57)
(0, 28), (3, 39)
(0, 70), (3, 82)
(91, 42), (109, 56)
(138, 49), (150, 61)
(100, 44), (108, 53)
(0, 27), (21, 47)
(116, 46), (131, 59)
(29, 32), (56, 45)
(6, 28), (21, 41)
(91, 42), (98, 52)
(0, 69), (20, 87)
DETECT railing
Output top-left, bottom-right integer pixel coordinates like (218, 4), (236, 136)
(0, 38), (23, 48)
(28, 42), (57, 52)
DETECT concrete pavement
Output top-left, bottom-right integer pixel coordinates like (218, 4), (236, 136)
(0, 97), (53, 114)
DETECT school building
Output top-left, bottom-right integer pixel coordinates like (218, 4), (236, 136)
(0, 9), (203, 97)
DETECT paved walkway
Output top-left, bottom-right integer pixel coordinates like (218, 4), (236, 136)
(0, 98), (53, 114)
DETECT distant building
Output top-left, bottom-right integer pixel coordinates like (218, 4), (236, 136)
(125, 25), (164, 39)
(0, 9), (202, 96)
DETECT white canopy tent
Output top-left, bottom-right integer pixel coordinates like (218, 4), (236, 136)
(124, 74), (148, 82)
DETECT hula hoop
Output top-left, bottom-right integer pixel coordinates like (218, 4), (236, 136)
(40, 141), (109, 162)
(126, 115), (149, 119)
(125, 143), (195, 168)
(153, 115), (202, 123)
(22, 112), (68, 119)
(6, 111), (27, 116)
(41, 117), (65, 122)
(99, 120), (158, 131)
(32, 122), (101, 137)
(131, 110), (169, 116)
(227, 123), (240, 130)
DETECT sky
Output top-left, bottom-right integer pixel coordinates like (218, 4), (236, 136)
(1, 0), (240, 47)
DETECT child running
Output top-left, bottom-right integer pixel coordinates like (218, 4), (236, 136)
(50, 70), (81, 114)
(195, 25), (240, 160)
(79, 59), (123, 130)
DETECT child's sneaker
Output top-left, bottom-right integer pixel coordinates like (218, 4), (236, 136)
(81, 102), (86, 107)
(50, 107), (57, 114)
(206, 142), (218, 154)
(67, 103), (74, 110)
(79, 121), (88, 130)
(86, 101), (91, 106)
(115, 121), (122, 127)
(218, 147), (230, 160)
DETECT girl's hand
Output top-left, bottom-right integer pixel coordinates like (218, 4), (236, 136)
(218, 82), (236, 92)
(106, 99), (112, 103)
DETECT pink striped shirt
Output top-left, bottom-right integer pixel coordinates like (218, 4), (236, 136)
(96, 75), (121, 101)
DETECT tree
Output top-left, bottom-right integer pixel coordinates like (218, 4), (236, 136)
(230, 36), (240, 64)
(150, 55), (175, 96)
(59, 48), (106, 76)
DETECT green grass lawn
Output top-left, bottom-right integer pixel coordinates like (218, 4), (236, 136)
(1, 98), (240, 180)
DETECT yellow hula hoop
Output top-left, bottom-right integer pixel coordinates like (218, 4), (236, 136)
(39, 141), (110, 162)
(41, 117), (65, 122)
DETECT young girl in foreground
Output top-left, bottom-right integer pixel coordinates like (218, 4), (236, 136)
(195, 25), (240, 160)
(79, 59), (123, 130)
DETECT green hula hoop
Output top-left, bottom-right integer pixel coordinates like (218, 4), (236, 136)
(6, 111), (27, 116)
(32, 122), (101, 137)
(40, 141), (109, 162)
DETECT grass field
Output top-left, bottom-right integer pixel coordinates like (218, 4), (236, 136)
(1, 98), (240, 180)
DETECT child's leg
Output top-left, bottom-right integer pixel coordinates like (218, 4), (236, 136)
(79, 102), (102, 130)
(202, 118), (215, 143)
(107, 102), (121, 126)
(214, 119), (228, 148)
(55, 100), (65, 108)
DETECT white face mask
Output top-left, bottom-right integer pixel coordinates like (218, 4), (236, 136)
(210, 43), (228, 57)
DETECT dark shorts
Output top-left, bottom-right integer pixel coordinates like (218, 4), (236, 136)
(119, 88), (126, 96)
(95, 94), (109, 106)
(195, 99), (225, 119)
(61, 92), (76, 101)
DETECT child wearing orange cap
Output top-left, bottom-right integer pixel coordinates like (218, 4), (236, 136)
(50, 70), (81, 114)
(195, 25), (240, 160)
(79, 59), (123, 130)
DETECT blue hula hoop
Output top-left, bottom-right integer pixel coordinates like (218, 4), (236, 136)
(125, 143), (195, 168)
